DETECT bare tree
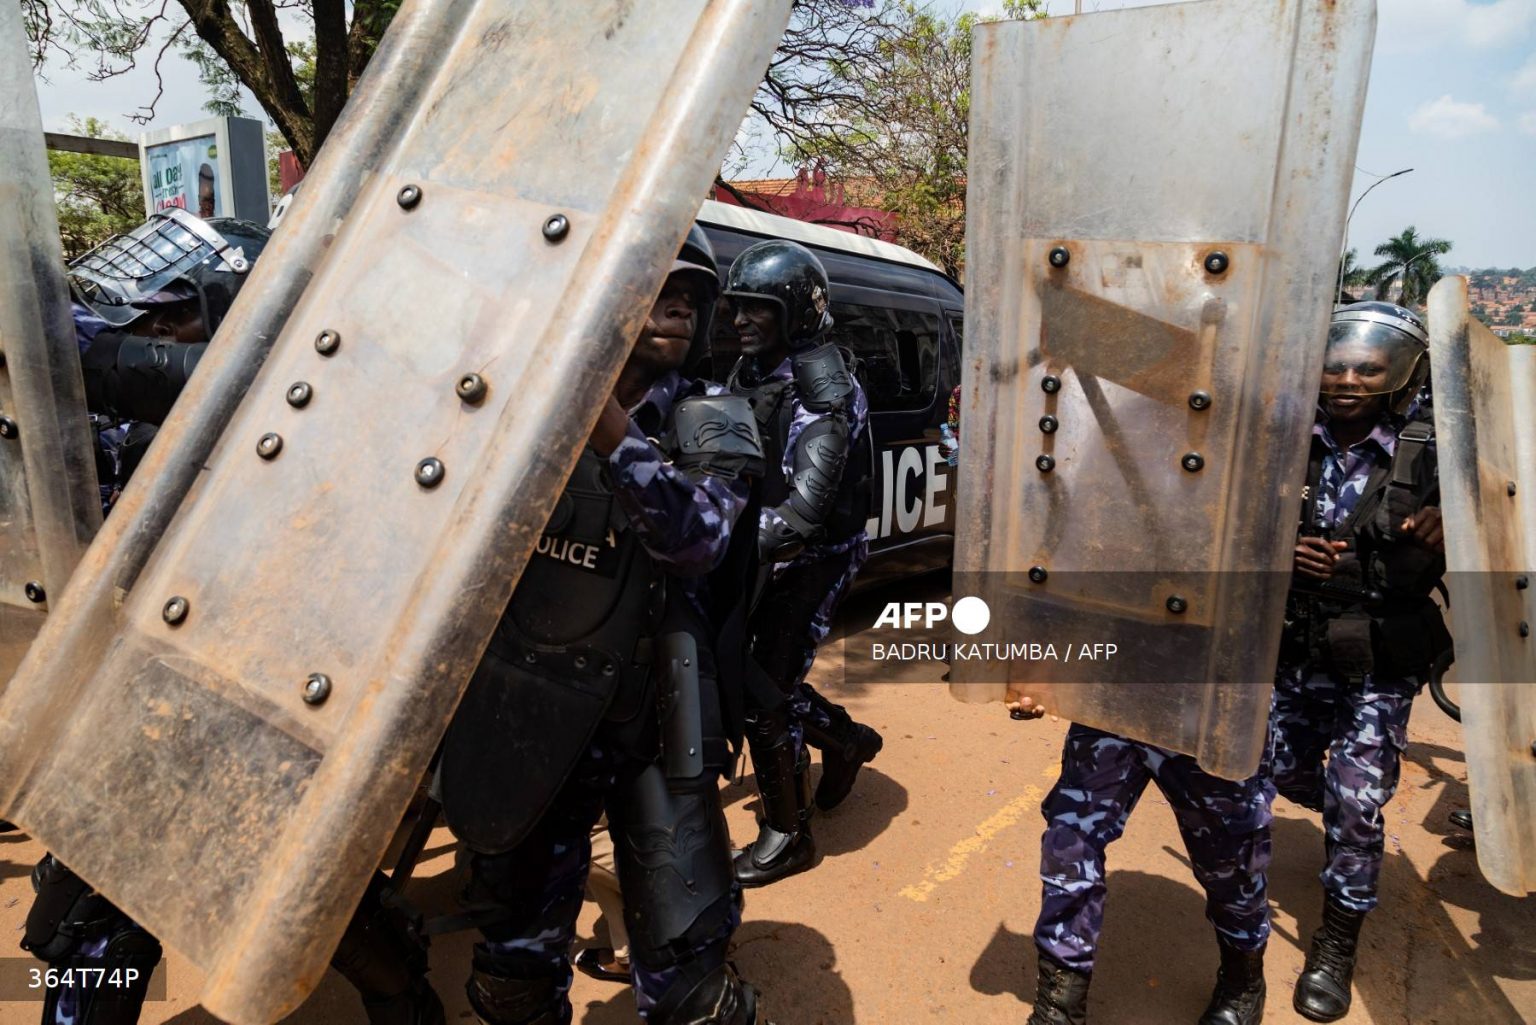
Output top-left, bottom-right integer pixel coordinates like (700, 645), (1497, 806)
(24, 0), (391, 166)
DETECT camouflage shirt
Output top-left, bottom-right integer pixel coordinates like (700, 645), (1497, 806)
(607, 371), (750, 578)
(756, 354), (871, 567)
(1310, 415), (1401, 533)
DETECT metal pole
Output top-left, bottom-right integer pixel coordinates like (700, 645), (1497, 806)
(1337, 167), (1413, 305)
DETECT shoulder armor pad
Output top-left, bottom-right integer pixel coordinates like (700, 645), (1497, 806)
(671, 395), (766, 479)
(792, 342), (855, 414)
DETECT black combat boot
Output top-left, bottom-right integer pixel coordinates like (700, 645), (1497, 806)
(1026, 956), (1090, 1025)
(733, 708), (816, 888)
(801, 690), (883, 811)
(1293, 897), (1366, 1022)
(1197, 940), (1265, 1025)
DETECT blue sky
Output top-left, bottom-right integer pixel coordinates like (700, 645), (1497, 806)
(30, 0), (1536, 268)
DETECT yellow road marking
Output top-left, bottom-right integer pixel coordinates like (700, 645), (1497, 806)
(899, 786), (1043, 902)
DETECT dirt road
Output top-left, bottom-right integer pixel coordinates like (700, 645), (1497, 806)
(0, 580), (1531, 1024)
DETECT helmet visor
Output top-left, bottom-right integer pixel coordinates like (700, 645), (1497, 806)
(69, 210), (241, 326)
(1319, 320), (1425, 397)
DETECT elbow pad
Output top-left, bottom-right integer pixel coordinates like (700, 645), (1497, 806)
(82, 333), (206, 425)
(792, 342), (855, 414)
(758, 414), (851, 561)
(670, 395), (766, 480)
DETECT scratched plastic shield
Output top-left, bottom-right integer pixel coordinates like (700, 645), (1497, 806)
(0, 1), (103, 682)
(952, 0), (1376, 780)
(1428, 277), (1536, 896)
(0, 1), (792, 1021)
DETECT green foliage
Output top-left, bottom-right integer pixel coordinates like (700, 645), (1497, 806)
(1367, 226), (1452, 306)
(48, 116), (145, 260)
(785, 0), (1045, 277)
(1506, 332), (1536, 345)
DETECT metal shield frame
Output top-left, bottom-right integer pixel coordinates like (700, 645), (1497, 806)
(1428, 276), (1536, 896)
(0, 1), (793, 1021)
(953, 0), (1376, 780)
(0, 1), (104, 683)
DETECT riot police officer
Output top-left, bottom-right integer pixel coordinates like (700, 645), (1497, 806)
(1274, 301), (1448, 1023)
(721, 239), (882, 888)
(439, 226), (768, 1025)
(26, 209), (445, 1025)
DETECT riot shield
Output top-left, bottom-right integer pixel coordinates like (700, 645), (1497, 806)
(0, 1), (792, 1021)
(0, 0), (103, 681)
(1428, 276), (1536, 896)
(952, 0), (1376, 780)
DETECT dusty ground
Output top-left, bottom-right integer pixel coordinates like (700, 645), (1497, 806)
(0, 579), (1531, 1024)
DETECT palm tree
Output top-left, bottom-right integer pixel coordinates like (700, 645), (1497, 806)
(1367, 227), (1452, 306)
(1337, 248), (1371, 298)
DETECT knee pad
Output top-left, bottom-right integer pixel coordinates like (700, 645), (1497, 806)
(465, 949), (569, 1025)
(651, 961), (758, 1025)
(608, 768), (737, 966)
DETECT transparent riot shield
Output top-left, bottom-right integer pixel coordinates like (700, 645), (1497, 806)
(0, 1), (793, 1021)
(1428, 277), (1536, 896)
(0, 0), (103, 681)
(952, 0), (1376, 780)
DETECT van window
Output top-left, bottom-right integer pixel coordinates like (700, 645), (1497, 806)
(830, 303), (942, 412)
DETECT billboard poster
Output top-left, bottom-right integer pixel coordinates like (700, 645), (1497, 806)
(145, 135), (220, 217)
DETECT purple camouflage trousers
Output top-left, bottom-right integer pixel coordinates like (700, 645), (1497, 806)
(1269, 666), (1418, 913)
(1034, 725), (1275, 973)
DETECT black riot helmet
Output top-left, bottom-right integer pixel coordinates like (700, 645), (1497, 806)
(672, 223), (721, 373)
(723, 239), (833, 351)
(70, 209), (271, 336)
(1320, 300), (1430, 415)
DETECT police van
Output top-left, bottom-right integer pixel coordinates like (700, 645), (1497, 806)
(696, 199), (964, 586)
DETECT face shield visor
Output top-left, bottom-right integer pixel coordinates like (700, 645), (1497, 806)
(69, 209), (251, 327)
(1319, 317), (1427, 397)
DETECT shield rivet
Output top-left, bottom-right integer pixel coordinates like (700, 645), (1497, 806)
(24, 581), (45, 604)
(1042, 375), (1062, 394)
(1036, 454), (1055, 473)
(1204, 251), (1230, 275)
(456, 373), (488, 404)
(602, 662), (617, 676)
(1188, 391), (1212, 411)
(302, 673), (332, 706)
(1028, 566), (1048, 584)
(257, 433), (283, 460)
(574, 655), (588, 669)
(525, 652), (538, 664)
(162, 596), (189, 625)
(543, 213), (570, 242)
(0, 417), (18, 439)
(286, 382), (313, 408)
(1048, 246), (1071, 269)
(1182, 452), (1205, 473)
(1521, 621), (1531, 639)
(315, 330), (341, 356)
(1039, 415), (1059, 434)
(1509, 481), (1519, 497)
(1517, 576), (1530, 591)
(397, 184), (422, 210)
(415, 457), (445, 488)
(1166, 595), (1188, 614)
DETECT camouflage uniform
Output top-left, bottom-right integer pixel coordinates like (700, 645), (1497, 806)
(1034, 725), (1274, 972)
(748, 354), (871, 745)
(458, 372), (752, 1022)
(1269, 417), (1425, 913)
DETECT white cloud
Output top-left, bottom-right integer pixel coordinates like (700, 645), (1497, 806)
(1409, 94), (1502, 137)
(1380, 0), (1536, 55)
(1520, 111), (1536, 136)
(1513, 54), (1536, 95)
